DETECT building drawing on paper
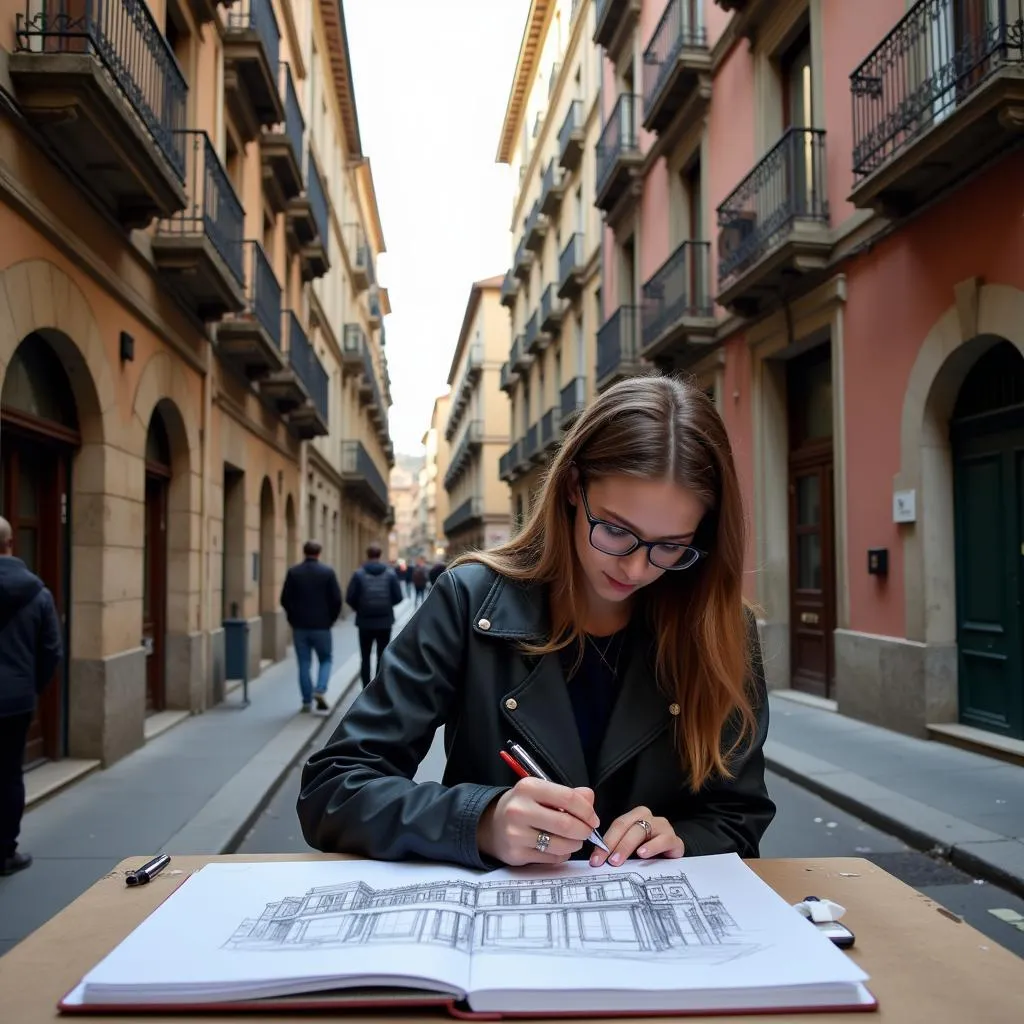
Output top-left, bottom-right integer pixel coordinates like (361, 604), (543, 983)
(224, 872), (755, 961)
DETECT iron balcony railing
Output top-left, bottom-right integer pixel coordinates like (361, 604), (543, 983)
(501, 271), (517, 303)
(525, 309), (541, 350)
(159, 131), (244, 284)
(851, 0), (1024, 179)
(227, 0), (280, 74)
(560, 376), (586, 421)
(541, 158), (563, 211)
(540, 407), (559, 447)
(597, 93), (640, 197)
(524, 422), (539, 459)
(510, 335), (525, 368)
(280, 62), (304, 168)
(641, 240), (712, 347)
(559, 232), (585, 287)
(499, 442), (519, 480)
(15, 0), (188, 181)
(716, 127), (828, 285)
(444, 497), (483, 536)
(597, 305), (641, 382)
(558, 99), (583, 158)
(514, 236), (531, 274)
(341, 440), (389, 507)
(242, 241), (281, 348)
(286, 312), (328, 421)
(362, 342), (385, 414)
(642, 0), (707, 119)
(307, 153), (329, 247)
(343, 322), (366, 357)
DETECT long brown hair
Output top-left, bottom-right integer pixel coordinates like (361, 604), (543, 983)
(454, 373), (756, 791)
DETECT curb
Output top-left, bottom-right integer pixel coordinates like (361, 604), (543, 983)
(765, 741), (1024, 900)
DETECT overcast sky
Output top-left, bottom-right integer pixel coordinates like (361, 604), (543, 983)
(344, 0), (528, 454)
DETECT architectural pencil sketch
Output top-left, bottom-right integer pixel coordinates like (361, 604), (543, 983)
(224, 872), (760, 963)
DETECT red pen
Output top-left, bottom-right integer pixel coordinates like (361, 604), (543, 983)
(499, 742), (610, 852)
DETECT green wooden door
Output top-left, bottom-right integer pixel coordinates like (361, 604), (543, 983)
(952, 425), (1024, 739)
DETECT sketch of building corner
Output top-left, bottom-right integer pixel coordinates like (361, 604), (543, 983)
(223, 871), (761, 962)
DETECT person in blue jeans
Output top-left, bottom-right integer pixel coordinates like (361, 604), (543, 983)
(346, 544), (403, 688)
(280, 540), (343, 712)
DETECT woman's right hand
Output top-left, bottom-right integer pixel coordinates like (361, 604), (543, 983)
(477, 778), (601, 866)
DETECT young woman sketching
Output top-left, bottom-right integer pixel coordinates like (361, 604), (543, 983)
(297, 375), (776, 869)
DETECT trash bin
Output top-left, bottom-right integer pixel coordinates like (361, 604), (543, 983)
(222, 617), (251, 707)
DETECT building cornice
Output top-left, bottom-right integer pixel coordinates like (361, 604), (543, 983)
(317, 0), (363, 159)
(353, 158), (386, 253)
(447, 277), (503, 385)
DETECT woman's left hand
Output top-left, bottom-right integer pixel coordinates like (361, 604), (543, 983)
(588, 806), (685, 867)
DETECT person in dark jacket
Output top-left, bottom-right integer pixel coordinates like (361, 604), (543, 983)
(297, 376), (776, 871)
(280, 540), (343, 712)
(0, 516), (63, 875)
(346, 544), (403, 689)
(427, 559), (446, 587)
(411, 557), (429, 606)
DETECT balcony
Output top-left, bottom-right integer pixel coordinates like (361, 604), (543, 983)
(261, 63), (304, 212)
(260, 311), (308, 411)
(540, 283), (564, 334)
(513, 237), (534, 282)
(596, 305), (643, 391)
(444, 497), (483, 537)
(540, 406), (561, 453)
(216, 242), (286, 378)
(444, 420), (483, 491)
(368, 287), (382, 329)
(540, 159), (565, 217)
(525, 309), (545, 355)
(560, 376), (587, 427)
(511, 334), (532, 374)
(152, 131), (245, 319)
(340, 440), (390, 515)
(500, 270), (518, 310)
(10, 0), (188, 227)
(499, 442), (520, 483)
(345, 223), (372, 292)
(524, 199), (547, 253)
(524, 422), (541, 463)
(300, 155), (331, 281)
(500, 361), (518, 395)
(850, 0), (1024, 216)
(640, 240), (716, 363)
(594, 0), (641, 59)
(286, 316), (329, 439)
(596, 94), (643, 212)
(716, 128), (830, 318)
(559, 99), (585, 171)
(558, 233), (586, 299)
(224, 0), (283, 142)
(342, 323), (366, 374)
(360, 343), (385, 427)
(446, 344), (484, 439)
(642, 0), (711, 137)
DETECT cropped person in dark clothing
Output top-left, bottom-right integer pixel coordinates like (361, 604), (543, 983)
(280, 540), (343, 712)
(346, 544), (403, 688)
(428, 559), (446, 587)
(298, 375), (776, 870)
(0, 516), (63, 875)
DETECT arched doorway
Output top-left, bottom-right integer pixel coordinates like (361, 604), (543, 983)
(143, 409), (171, 713)
(285, 494), (297, 568)
(259, 477), (275, 658)
(951, 340), (1024, 740)
(0, 333), (79, 765)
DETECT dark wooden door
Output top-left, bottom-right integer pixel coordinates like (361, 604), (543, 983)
(788, 447), (836, 698)
(143, 472), (169, 713)
(0, 434), (68, 764)
(952, 425), (1024, 739)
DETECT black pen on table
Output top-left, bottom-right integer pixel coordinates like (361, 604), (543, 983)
(499, 740), (610, 853)
(125, 853), (171, 887)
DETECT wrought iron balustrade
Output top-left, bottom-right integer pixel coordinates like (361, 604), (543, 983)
(306, 155), (329, 246)
(281, 63), (304, 167)
(286, 312), (327, 420)
(641, 240), (712, 347)
(559, 232), (584, 287)
(560, 376), (586, 421)
(558, 99), (583, 158)
(227, 0), (279, 72)
(596, 93), (640, 197)
(642, 0), (707, 118)
(243, 241), (281, 347)
(597, 305), (640, 382)
(341, 441), (388, 507)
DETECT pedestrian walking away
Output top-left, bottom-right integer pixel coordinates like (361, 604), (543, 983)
(280, 540), (343, 712)
(428, 558), (446, 587)
(0, 515), (63, 876)
(298, 375), (775, 871)
(411, 556), (429, 606)
(346, 543), (403, 688)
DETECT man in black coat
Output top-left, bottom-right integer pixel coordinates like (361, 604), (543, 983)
(0, 516), (63, 875)
(280, 540), (343, 712)
(345, 543), (403, 688)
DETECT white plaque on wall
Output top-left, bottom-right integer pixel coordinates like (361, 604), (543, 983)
(893, 489), (917, 524)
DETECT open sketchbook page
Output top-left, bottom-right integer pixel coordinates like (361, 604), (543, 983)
(465, 855), (868, 1005)
(81, 860), (479, 1003)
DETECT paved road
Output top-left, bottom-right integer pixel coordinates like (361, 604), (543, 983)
(238, 725), (1024, 959)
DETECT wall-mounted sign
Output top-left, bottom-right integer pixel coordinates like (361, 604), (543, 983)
(893, 489), (916, 524)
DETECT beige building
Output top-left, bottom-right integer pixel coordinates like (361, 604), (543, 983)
(388, 455), (423, 562)
(443, 278), (512, 556)
(419, 394), (451, 559)
(496, 0), (603, 529)
(0, 0), (392, 769)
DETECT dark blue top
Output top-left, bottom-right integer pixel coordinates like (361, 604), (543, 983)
(559, 630), (628, 780)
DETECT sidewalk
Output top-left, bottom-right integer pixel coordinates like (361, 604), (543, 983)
(766, 692), (1024, 897)
(0, 599), (415, 957)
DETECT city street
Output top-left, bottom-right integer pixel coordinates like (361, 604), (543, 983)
(238, 703), (1024, 960)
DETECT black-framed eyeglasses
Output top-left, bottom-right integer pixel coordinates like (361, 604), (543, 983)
(578, 486), (706, 571)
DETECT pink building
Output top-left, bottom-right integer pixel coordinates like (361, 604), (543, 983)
(593, 0), (1024, 749)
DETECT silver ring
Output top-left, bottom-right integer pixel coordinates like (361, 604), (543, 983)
(534, 831), (551, 853)
(634, 819), (653, 841)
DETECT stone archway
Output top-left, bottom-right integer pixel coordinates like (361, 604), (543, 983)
(285, 494), (298, 568)
(896, 281), (1024, 724)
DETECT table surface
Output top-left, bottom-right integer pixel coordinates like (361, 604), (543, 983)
(0, 854), (1021, 1023)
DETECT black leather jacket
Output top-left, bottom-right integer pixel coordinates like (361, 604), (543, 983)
(297, 563), (775, 870)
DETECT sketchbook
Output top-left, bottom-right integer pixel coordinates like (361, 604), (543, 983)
(59, 854), (876, 1017)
